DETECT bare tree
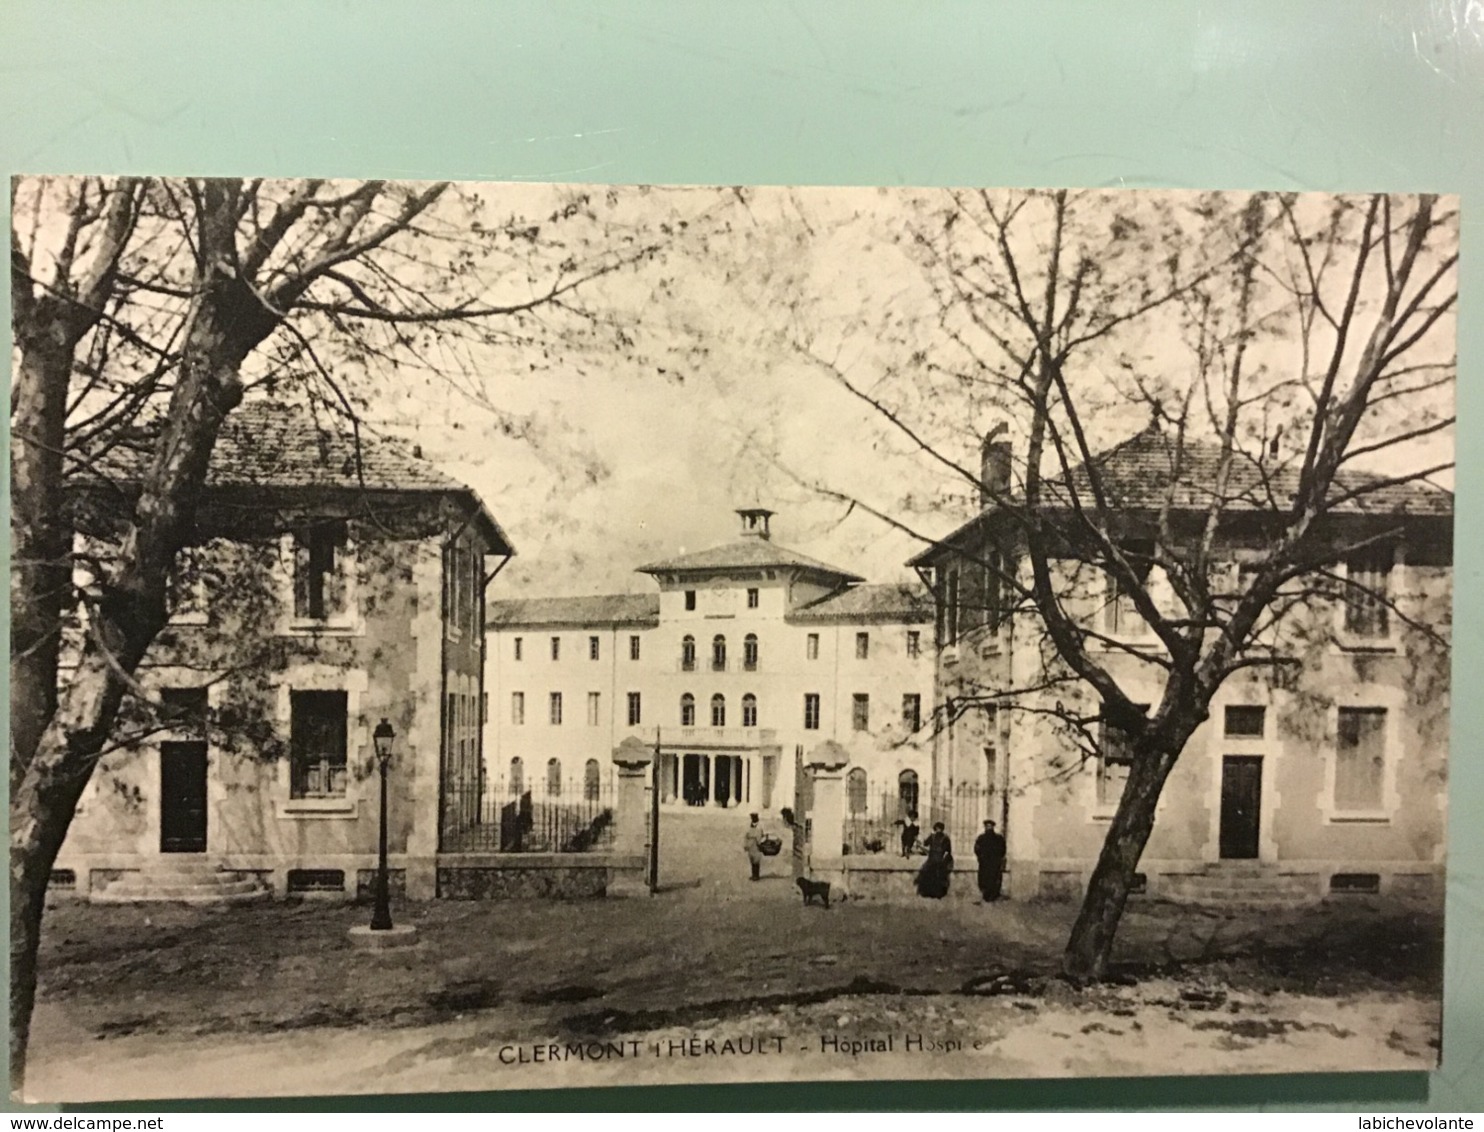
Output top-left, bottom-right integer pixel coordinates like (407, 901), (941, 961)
(8, 176), (678, 1088)
(788, 188), (1455, 978)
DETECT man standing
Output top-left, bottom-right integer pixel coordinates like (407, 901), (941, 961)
(974, 819), (1007, 902)
(743, 812), (764, 881)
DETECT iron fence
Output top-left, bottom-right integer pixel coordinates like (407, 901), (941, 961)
(844, 783), (997, 857)
(440, 778), (616, 854)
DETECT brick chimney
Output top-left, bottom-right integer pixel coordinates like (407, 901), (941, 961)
(980, 425), (1012, 508)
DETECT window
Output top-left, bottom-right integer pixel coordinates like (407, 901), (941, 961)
(165, 550), (208, 624)
(684, 590), (697, 611)
(742, 693), (757, 728)
(629, 635), (641, 661)
(743, 633), (759, 671)
(680, 693), (696, 727)
(509, 757), (524, 795)
(589, 635), (600, 661)
(711, 634), (727, 672)
(1336, 707), (1387, 812)
(481, 692), (488, 725)
(293, 521), (347, 620)
(902, 693), (922, 732)
(681, 635), (696, 672)
(852, 694), (870, 731)
(1103, 540), (1154, 635)
(1096, 710), (1142, 809)
(160, 686), (208, 734)
(627, 691), (642, 726)
(290, 690), (348, 798)
(747, 587), (760, 609)
(546, 757), (562, 796)
(549, 692), (563, 725)
(906, 630), (920, 659)
(804, 693), (821, 731)
(587, 691), (601, 726)
(1224, 706), (1266, 738)
(1344, 546), (1393, 639)
(806, 633), (820, 660)
(513, 637), (523, 661)
(584, 759), (602, 801)
(898, 769), (920, 817)
(847, 767), (868, 814)
(944, 567), (961, 644)
(711, 694), (726, 728)
(856, 632), (870, 659)
(550, 636), (561, 661)
(511, 691), (525, 725)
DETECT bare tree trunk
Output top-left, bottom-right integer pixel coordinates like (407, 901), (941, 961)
(9, 227), (251, 1092)
(1062, 743), (1180, 980)
(8, 649), (129, 1096)
(9, 338), (72, 793)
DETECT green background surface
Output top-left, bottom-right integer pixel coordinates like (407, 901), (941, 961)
(1, 0), (1480, 1113)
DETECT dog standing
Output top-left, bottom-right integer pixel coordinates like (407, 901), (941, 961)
(796, 875), (831, 908)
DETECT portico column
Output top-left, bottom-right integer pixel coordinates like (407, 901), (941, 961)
(610, 736), (654, 896)
(805, 740), (851, 896)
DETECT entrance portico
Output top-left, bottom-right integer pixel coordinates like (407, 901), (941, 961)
(655, 729), (782, 811)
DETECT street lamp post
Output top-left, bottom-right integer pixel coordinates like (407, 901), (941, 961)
(370, 718), (395, 932)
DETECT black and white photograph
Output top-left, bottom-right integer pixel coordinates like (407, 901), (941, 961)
(8, 177), (1456, 1102)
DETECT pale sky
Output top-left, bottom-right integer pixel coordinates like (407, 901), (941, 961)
(358, 183), (1455, 600)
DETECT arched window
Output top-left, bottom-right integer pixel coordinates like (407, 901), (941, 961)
(898, 769), (919, 817)
(712, 634), (727, 671)
(681, 635), (696, 672)
(743, 633), (759, 671)
(711, 693), (726, 727)
(509, 757), (524, 796)
(547, 757), (562, 797)
(741, 693), (758, 728)
(584, 758), (601, 801)
(680, 693), (696, 727)
(847, 767), (869, 814)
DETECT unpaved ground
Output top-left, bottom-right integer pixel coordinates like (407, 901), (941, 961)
(24, 879), (1442, 1103)
(28, 974), (1437, 1102)
(25, 812), (1442, 1102)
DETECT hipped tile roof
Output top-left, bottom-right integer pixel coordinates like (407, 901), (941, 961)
(789, 582), (933, 623)
(487, 593), (661, 629)
(636, 538), (863, 582)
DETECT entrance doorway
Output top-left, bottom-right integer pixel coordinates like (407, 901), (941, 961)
(160, 741), (208, 853)
(1219, 755), (1262, 859)
(675, 752), (750, 808)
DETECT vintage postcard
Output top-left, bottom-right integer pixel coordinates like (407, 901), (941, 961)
(9, 177), (1454, 1102)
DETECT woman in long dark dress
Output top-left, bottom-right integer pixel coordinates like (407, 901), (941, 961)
(915, 822), (953, 899)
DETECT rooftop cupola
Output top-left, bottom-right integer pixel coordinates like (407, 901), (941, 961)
(736, 507), (774, 541)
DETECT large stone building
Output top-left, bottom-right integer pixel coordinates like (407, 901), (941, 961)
(911, 424), (1452, 904)
(484, 509), (936, 826)
(54, 402), (512, 902)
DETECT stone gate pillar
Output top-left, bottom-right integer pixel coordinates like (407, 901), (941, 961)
(609, 736), (654, 896)
(805, 740), (850, 896)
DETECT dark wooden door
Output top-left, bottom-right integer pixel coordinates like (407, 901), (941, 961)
(1219, 755), (1262, 859)
(160, 741), (208, 853)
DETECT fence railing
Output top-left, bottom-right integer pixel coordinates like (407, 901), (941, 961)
(440, 778), (616, 854)
(844, 783), (996, 857)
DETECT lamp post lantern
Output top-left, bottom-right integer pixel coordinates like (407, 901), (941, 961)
(370, 718), (395, 931)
